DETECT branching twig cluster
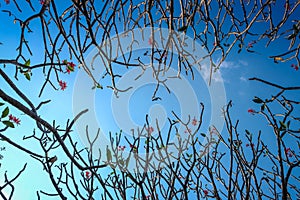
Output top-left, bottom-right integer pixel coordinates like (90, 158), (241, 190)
(0, 0), (298, 94)
(0, 0), (299, 199)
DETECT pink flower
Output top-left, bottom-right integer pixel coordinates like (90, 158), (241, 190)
(131, 145), (138, 153)
(68, 62), (76, 68)
(9, 114), (14, 121)
(118, 146), (126, 151)
(246, 143), (254, 148)
(248, 108), (255, 114)
(40, 0), (45, 5)
(13, 117), (21, 125)
(85, 171), (91, 179)
(209, 126), (218, 135)
(65, 62), (76, 74)
(291, 64), (299, 71)
(59, 80), (67, 90)
(192, 117), (197, 126)
(8, 114), (21, 125)
(285, 147), (291, 154)
(285, 147), (293, 157)
(184, 128), (191, 134)
(4, 0), (9, 4)
(63, 60), (76, 74)
(146, 126), (154, 134)
(203, 189), (208, 196)
(148, 38), (153, 45)
(247, 40), (256, 48)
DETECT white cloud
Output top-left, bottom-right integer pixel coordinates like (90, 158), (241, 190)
(198, 60), (248, 84)
(199, 64), (224, 83)
(220, 61), (236, 69)
(220, 60), (248, 69)
(238, 60), (248, 67)
(240, 76), (247, 82)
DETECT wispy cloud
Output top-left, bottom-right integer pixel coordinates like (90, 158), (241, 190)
(199, 60), (249, 84)
(238, 60), (248, 67)
(220, 60), (248, 69)
(200, 64), (224, 83)
(240, 76), (247, 82)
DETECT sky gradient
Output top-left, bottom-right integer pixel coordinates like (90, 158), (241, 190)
(0, 0), (299, 199)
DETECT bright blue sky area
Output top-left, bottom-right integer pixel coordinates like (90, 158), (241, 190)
(0, 0), (299, 199)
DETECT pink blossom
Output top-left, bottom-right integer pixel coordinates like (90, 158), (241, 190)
(146, 126), (154, 134)
(13, 117), (21, 125)
(192, 117), (197, 126)
(68, 62), (76, 68)
(130, 144), (137, 152)
(247, 40), (256, 48)
(65, 61), (76, 74)
(59, 80), (67, 91)
(285, 147), (293, 157)
(8, 114), (21, 125)
(248, 108), (255, 114)
(130, 144), (137, 150)
(285, 147), (291, 154)
(118, 146), (126, 151)
(203, 190), (208, 196)
(246, 143), (254, 148)
(85, 171), (91, 179)
(148, 38), (153, 45)
(9, 114), (14, 121)
(184, 128), (191, 134)
(62, 60), (76, 74)
(209, 126), (218, 135)
(291, 64), (299, 71)
(66, 68), (71, 74)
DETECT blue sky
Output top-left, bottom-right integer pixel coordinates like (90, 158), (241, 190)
(0, 0), (300, 199)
